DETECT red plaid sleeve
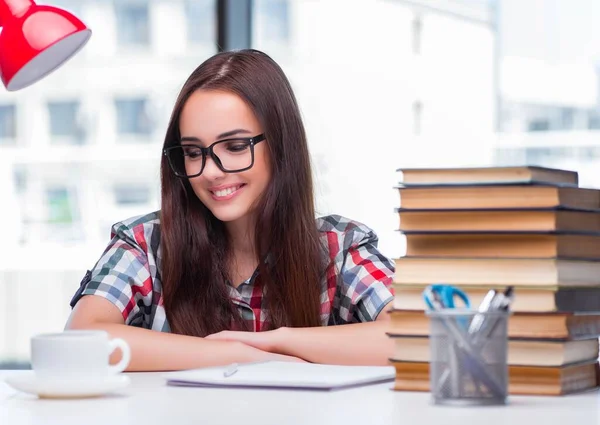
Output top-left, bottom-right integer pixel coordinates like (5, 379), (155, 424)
(70, 213), (161, 329)
(319, 215), (395, 324)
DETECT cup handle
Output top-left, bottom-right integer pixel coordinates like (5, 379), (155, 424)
(107, 338), (131, 374)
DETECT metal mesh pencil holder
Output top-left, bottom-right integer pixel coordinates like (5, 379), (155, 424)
(426, 308), (510, 406)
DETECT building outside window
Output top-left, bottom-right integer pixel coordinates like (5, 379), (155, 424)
(527, 119), (550, 132)
(116, 3), (150, 47)
(46, 187), (76, 224)
(253, 0), (290, 46)
(588, 110), (600, 129)
(115, 98), (152, 137)
(113, 184), (151, 205)
(48, 101), (84, 144)
(0, 104), (17, 144)
(186, 0), (216, 45)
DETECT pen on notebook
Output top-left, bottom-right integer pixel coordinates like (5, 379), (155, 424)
(223, 363), (239, 378)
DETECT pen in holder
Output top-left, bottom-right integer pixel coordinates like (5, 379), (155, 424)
(426, 308), (510, 406)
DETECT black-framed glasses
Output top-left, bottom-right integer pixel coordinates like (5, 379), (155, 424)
(164, 133), (266, 178)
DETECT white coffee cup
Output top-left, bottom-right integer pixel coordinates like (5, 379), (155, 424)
(31, 330), (131, 380)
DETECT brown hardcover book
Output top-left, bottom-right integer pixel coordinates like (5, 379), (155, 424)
(388, 309), (600, 340)
(388, 335), (599, 367)
(389, 360), (599, 396)
(392, 284), (600, 313)
(396, 185), (600, 210)
(402, 232), (600, 260)
(393, 257), (600, 287)
(397, 166), (578, 186)
(396, 208), (600, 233)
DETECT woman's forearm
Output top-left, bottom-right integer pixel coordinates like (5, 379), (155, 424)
(67, 322), (274, 372)
(273, 321), (394, 366)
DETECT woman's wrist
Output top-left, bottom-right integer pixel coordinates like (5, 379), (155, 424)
(230, 338), (299, 363)
(270, 326), (291, 354)
(227, 340), (268, 363)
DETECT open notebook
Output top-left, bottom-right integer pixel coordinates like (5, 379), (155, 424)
(165, 361), (395, 391)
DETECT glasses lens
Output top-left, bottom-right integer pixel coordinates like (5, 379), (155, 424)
(167, 145), (204, 177)
(212, 139), (253, 172)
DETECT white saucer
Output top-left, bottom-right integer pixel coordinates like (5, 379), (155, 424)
(4, 372), (131, 399)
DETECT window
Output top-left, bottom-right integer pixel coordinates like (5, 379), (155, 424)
(113, 185), (151, 205)
(588, 111), (600, 129)
(13, 165), (27, 194)
(46, 188), (75, 224)
(48, 101), (83, 143)
(525, 147), (574, 164)
(576, 146), (600, 160)
(44, 186), (83, 242)
(115, 98), (152, 136)
(116, 3), (150, 46)
(560, 107), (574, 130)
(525, 147), (552, 164)
(527, 119), (550, 132)
(411, 14), (423, 55)
(494, 148), (525, 165)
(254, 0), (290, 45)
(186, 0), (216, 44)
(0, 104), (16, 142)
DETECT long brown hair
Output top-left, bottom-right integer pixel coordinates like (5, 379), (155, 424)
(160, 49), (326, 336)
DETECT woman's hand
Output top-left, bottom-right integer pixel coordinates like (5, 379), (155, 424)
(206, 328), (288, 353)
(207, 328), (306, 363)
(265, 352), (307, 363)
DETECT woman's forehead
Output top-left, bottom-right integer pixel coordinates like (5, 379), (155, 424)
(179, 90), (261, 141)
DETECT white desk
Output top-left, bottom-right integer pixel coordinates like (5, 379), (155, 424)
(1, 371), (599, 425)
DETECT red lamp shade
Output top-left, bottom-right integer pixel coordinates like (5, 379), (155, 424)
(0, 0), (91, 91)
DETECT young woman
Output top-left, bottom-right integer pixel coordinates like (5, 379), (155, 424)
(66, 49), (395, 371)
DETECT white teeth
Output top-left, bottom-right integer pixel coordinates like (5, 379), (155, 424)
(213, 186), (240, 198)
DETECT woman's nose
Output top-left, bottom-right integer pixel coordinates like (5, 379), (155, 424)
(201, 155), (226, 180)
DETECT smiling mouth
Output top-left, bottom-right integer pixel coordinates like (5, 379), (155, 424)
(209, 184), (245, 198)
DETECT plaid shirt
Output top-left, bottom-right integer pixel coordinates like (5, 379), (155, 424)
(70, 212), (394, 332)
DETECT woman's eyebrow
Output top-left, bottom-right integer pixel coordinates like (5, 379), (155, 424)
(180, 136), (200, 143)
(179, 129), (252, 144)
(216, 129), (252, 139)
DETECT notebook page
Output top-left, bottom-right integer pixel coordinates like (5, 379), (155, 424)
(166, 361), (395, 389)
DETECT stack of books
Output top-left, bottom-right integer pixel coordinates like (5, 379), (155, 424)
(388, 165), (600, 396)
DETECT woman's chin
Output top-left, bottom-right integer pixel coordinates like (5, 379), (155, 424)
(209, 207), (248, 223)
